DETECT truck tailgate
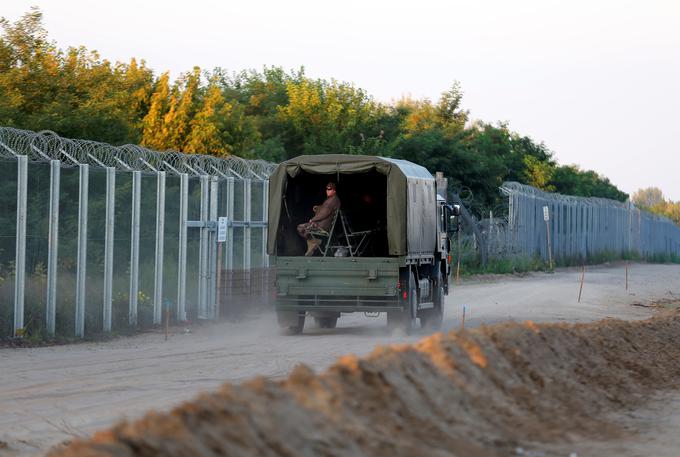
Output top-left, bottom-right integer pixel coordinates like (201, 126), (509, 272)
(275, 257), (400, 297)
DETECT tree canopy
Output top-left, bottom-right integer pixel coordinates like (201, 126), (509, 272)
(0, 8), (630, 215)
(632, 187), (680, 225)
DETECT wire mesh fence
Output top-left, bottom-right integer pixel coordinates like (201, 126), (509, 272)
(0, 127), (275, 339)
(3, 126), (679, 338)
(458, 182), (680, 268)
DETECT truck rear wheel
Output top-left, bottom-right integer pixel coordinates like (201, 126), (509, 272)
(277, 311), (305, 335)
(387, 271), (417, 334)
(420, 268), (444, 331)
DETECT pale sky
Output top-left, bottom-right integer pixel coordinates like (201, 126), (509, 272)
(4, 0), (680, 200)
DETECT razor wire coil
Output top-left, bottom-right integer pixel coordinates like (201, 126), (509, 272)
(0, 127), (277, 179)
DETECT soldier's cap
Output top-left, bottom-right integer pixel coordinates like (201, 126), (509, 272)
(326, 182), (337, 190)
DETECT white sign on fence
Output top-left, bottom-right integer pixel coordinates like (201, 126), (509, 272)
(218, 217), (228, 242)
(543, 206), (549, 221)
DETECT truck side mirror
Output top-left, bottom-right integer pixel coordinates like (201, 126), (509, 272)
(444, 204), (460, 233)
(449, 215), (459, 233)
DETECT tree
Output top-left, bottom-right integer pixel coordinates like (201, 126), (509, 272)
(276, 78), (382, 157)
(663, 202), (680, 225)
(0, 8), (154, 144)
(141, 67), (202, 151)
(523, 155), (555, 191)
(630, 188), (680, 225)
(224, 66), (304, 161)
(550, 165), (628, 202)
(436, 82), (469, 134)
(632, 187), (665, 209)
(165, 67), (201, 150)
(141, 72), (171, 150)
(185, 79), (230, 154)
(142, 69), (260, 157)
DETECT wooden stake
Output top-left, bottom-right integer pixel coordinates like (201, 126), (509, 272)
(461, 305), (466, 331)
(164, 305), (169, 341)
(578, 265), (585, 303)
(625, 261), (629, 291)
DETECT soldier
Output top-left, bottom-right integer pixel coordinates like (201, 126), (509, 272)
(297, 182), (341, 256)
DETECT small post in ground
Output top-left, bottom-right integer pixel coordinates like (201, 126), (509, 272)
(164, 299), (169, 342)
(578, 265), (586, 303)
(625, 261), (629, 291)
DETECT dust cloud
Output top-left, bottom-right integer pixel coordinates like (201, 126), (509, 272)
(48, 310), (680, 457)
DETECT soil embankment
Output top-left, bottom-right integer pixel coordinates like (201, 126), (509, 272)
(49, 310), (680, 457)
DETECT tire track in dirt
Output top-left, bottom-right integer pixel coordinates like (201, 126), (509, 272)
(48, 310), (680, 457)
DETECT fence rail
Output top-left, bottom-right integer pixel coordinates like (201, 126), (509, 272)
(0, 127), (274, 339)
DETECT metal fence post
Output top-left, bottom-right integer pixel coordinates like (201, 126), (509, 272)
(177, 173), (188, 322)
(627, 202), (633, 255)
(244, 178), (252, 293)
(46, 159), (60, 336)
(75, 163), (89, 338)
(129, 170), (141, 327)
(263, 179), (270, 268)
(103, 167), (115, 332)
(153, 171), (166, 325)
(13, 155), (27, 337)
(209, 176), (218, 318)
(262, 179), (270, 303)
(225, 177), (235, 309)
(551, 202), (558, 260)
(226, 177), (235, 270)
(198, 175), (209, 319)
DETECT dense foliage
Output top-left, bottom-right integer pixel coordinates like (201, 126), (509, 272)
(632, 187), (680, 225)
(0, 9), (628, 214)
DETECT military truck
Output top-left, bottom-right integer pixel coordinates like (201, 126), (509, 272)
(267, 154), (457, 334)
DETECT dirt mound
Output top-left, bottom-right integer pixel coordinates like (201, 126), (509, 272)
(49, 311), (680, 457)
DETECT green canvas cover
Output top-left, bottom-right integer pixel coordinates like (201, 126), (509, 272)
(267, 154), (435, 256)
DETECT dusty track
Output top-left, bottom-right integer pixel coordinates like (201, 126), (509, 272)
(48, 311), (680, 457)
(1, 262), (679, 456)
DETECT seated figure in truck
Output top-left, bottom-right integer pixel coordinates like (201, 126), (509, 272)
(296, 182), (341, 256)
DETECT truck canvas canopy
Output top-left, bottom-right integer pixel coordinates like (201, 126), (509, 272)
(267, 154), (437, 257)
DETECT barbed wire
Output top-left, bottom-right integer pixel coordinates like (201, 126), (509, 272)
(449, 184), (474, 204)
(500, 181), (630, 209)
(500, 181), (678, 225)
(0, 127), (277, 179)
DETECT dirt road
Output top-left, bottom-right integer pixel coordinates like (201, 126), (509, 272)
(1, 262), (679, 456)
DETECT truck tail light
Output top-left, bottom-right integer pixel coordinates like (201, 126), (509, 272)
(402, 291), (408, 300)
